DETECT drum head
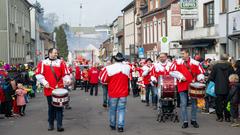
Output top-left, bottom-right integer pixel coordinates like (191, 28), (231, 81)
(190, 82), (206, 88)
(52, 88), (68, 96)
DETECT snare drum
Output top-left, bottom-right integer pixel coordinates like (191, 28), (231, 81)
(52, 88), (69, 107)
(159, 75), (177, 98)
(189, 82), (206, 99)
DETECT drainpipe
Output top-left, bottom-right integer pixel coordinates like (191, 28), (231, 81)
(226, 0), (229, 54)
(6, 0), (10, 64)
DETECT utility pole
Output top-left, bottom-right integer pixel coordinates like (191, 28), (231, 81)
(79, 2), (83, 27)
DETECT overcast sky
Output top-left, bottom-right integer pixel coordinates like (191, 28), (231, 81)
(29, 0), (133, 27)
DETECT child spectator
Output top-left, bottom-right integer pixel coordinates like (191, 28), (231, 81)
(228, 74), (240, 127)
(16, 82), (27, 116)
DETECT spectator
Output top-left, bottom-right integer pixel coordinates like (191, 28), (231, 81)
(16, 82), (27, 116)
(227, 74), (240, 127)
(209, 54), (234, 122)
(2, 77), (14, 117)
(234, 60), (240, 78)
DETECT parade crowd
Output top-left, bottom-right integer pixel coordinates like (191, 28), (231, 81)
(0, 63), (38, 118)
(1, 48), (240, 133)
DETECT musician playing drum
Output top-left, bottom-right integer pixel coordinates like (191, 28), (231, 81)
(35, 48), (71, 132)
(170, 49), (204, 129)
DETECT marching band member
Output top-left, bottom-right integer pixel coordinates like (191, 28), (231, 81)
(35, 48), (71, 132)
(137, 60), (146, 102)
(142, 58), (156, 107)
(99, 53), (130, 133)
(88, 63), (100, 96)
(99, 60), (111, 108)
(75, 64), (81, 89)
(150, 53), (172, 110)
(169, 49), (204, 129)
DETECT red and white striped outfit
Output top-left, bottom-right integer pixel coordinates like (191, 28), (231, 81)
(99, 62), (130, 98)
(169, 58), (205, 92)
(35, 58), (71, 96)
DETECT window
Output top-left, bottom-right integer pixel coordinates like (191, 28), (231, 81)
(221, 0), (227, 13)
(162, 19), (166, 37)
(147, 24), (150, 44)
(204, 2), (214, 27)
(150, 0), (154, 11)
(185, 19), (194, 30)
(156, 0), (159, 9)
(143, 24), (147, 44)
(154, 21), (158, 43)
(158, 20), (162, 41)
(150, 23), (153, 43)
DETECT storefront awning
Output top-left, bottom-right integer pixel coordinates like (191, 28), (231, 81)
(228, 32), (240, 40)
(179, 39), (215, 48)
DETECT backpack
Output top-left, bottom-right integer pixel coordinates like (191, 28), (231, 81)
(0, 71), (6, 89)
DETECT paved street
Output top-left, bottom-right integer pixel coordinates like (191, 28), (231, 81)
(1, 88), (240, 135)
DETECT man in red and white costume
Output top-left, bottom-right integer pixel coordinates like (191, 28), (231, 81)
(75, 64), (81, 88)
(151, 53), (172, 78)
(142, 58), (156, 107)
(35, 48), (71, 132)
(100, 53), (130, 133)
(137, 60), (146, 102)
(169, 49), (204, 129)
(99, 60), (111, 108)
(150, 53), (172, 109)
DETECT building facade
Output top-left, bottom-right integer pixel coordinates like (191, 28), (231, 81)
(122, 1), (135, 61)
(0, 0), (32, 64)
(140, 0), (181, 60)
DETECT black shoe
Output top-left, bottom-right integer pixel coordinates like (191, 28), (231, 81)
(118, 127), (124, 132)
(48, 126), (54, 131)
(103, 104), (107, 108)
(182, 122), (188, 129)
(191, 121), (199, 128)
(57, 127), (64, 132)
(216, 118), (223, 122)
(146, 103), (150, 106)
(225, 118), (231, 122)
(65, 106), (72, 110)
(110, 125), (116, 130)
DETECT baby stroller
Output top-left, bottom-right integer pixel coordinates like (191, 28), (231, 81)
(156, 75), (179, 123)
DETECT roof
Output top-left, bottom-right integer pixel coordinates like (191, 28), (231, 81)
(141, 0), (178, 18)
(70, 27), (97, 34)
(24, 0), (33, 7)
(121, 1), (135, 12)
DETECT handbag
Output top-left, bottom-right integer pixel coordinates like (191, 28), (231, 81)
(206, 81), (216, 97)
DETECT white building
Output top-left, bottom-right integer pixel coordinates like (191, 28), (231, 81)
(122, 1), (135, 60)
(227, 0), (240, 60)
(110, 16), (123, 54)
(181, 0), (220, 59)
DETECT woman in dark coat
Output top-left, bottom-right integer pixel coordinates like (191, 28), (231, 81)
(209, 54), (234, 122)
(234, 60), (240, 78)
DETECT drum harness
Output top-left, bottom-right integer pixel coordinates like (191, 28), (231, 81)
(50, 62), (60, 88)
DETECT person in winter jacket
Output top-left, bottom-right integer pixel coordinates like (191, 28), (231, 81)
(227, 74), (240, 127)
(16, 82), (27, 116)
(2, 78), (14, 117)
(209, 54), (234, 122)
